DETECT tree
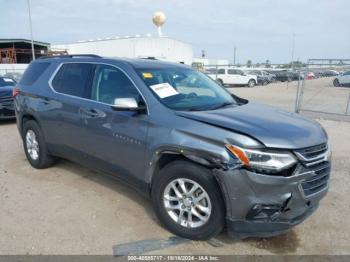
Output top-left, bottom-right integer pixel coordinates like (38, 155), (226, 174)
(265, 60), (271, 68)
(246, 60), (252, 68)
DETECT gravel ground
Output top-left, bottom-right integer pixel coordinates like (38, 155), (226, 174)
(0, 78), (349, 255)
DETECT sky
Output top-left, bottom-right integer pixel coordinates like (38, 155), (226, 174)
(1, 0), (349, 63)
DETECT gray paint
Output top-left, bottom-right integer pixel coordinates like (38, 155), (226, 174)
(15, 57), (330, 239)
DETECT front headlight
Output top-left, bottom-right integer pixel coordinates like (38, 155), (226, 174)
(225, 144), (297, 173)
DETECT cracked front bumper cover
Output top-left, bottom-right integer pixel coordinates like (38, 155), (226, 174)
(213, 163), (329, 239)
(226, 204), (317, 239)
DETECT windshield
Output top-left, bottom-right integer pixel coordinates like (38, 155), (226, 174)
(0, 77), (16, 87)
(137, 67), (236, 111)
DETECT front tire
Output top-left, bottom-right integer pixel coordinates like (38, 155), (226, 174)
(151, 160), (225, 240)
(248, 79), (256, 87)
(333, 79), (340, 87)
(217, 79), (224, 86)
(23, 120), (55, 169)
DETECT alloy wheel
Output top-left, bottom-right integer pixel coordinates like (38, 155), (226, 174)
(163, 178), (212, 228)
(26, 130), (39, 160)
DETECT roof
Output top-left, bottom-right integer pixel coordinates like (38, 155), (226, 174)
(0, 38), (50, 47)
(38, 55), (190, 69)
(121, 58), (190, 69)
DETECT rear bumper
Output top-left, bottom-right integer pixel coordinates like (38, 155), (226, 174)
(214, 161), (330, 239)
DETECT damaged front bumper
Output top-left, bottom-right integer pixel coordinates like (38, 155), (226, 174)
(0, 98), (15, 119)
(214, 160), (330, 239)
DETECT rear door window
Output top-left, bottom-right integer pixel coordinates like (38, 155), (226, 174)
(217, 69), (225, 74)
(227, 69), (237, 75)
(20, 62), (50, 85)
(51, 63), (94, 98)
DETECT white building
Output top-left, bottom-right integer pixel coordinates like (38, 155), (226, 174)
(52, 36), (194, 65)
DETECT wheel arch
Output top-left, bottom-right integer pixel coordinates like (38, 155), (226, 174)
(147, 148), (228, 208)
(148, 147), (226, 186)
(20, 114), (42, 137)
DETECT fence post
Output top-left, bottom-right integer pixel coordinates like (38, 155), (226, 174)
(346, 93), (350, 115)
(295, 74), (302, 112)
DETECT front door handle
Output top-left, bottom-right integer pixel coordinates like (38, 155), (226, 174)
(79, 107), (105, 118)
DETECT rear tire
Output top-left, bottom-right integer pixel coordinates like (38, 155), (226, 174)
(151, 160), (225, 240)
(22, 120), (55, 169)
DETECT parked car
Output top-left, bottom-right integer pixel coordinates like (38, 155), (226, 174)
(271, 70), (301, 82)
(261, 70), (276, 82)
(321, 70), (339, 77)
(333, 71), (350, 87)
(312, 71), (322, 78)
(244, 70), (269, 85)
(306, 72), (315, 80)
(14, 55), (331, 240)
(208, 68), (257, 87)
(0, 76), (17, 119)
(270, 70), (292, 82)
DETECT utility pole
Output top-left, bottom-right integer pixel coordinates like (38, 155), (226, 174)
(291, 33), (295, 70)
(233, 46), (237, 65)
(27, 0), (35, 61)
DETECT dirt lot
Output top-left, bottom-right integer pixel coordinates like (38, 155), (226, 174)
(1, 79), (350, 255)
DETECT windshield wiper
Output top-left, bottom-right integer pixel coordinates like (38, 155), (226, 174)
(176, 102), (234, 112)
(208, 102), (234, 110)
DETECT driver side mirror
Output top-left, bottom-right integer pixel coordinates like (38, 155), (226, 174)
(111, 97), (146, 113)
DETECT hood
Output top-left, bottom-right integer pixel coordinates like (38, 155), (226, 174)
(176, 102), (327, 149)
(0, 86), (14, 97)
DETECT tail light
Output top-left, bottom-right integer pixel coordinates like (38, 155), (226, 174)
(12, 87), (20, 98)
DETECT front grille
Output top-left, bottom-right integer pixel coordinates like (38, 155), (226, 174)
(0, 96), (14, 109)
(300, 161), (330, 197)
(294, 143), (328, 162)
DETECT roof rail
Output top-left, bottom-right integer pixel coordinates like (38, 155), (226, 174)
(140, 57), (157, 60)
(38, 54), (102, 59)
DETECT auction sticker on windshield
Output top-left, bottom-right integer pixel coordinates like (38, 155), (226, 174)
(150, 83), (179, 98)
(3, 78), (14, 82)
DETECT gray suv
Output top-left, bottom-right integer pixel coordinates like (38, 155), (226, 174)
(14, 55), (331, 240)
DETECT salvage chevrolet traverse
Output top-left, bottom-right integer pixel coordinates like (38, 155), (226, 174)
(14, 55), (331, 240)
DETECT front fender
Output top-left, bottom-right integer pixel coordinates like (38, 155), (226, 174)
(144, 128), (234, 184)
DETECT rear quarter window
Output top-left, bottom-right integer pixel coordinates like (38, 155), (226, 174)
(19, 62), (50, 85)
(51, 63), (94, 98)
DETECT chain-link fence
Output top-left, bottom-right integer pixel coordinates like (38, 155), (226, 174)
(0, 64), (28, 82)
(295, 59), (350, 121)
